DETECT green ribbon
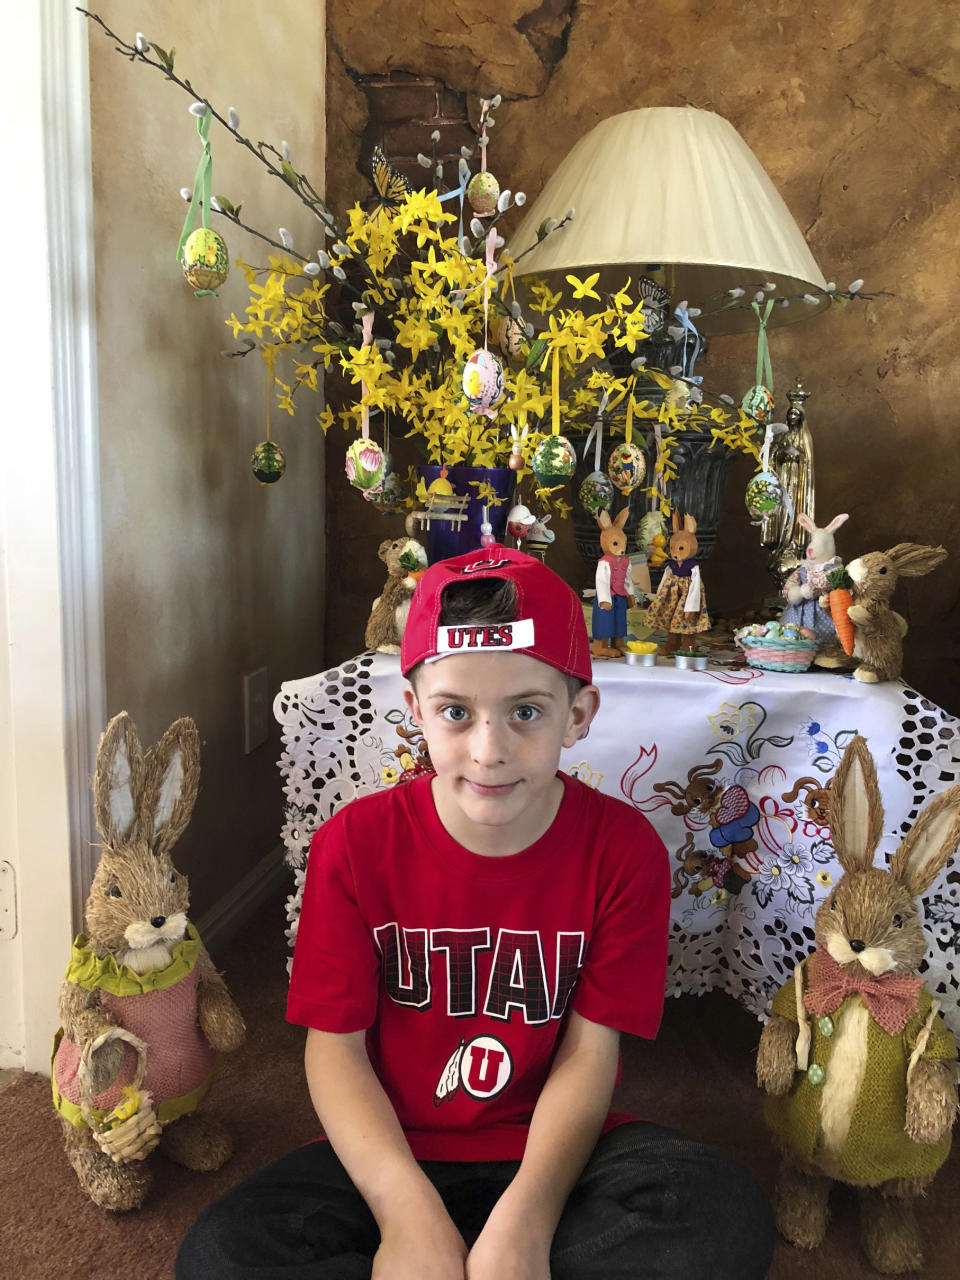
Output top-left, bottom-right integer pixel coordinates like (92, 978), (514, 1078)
(176, 106), (213, 266)
(752, 298), (775, 393)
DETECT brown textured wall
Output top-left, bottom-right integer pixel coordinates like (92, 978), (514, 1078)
(323, 0), (960, 717)
(89, 0), (327, 919)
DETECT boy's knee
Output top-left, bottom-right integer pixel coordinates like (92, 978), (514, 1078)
(174, 1195), (236, 1278)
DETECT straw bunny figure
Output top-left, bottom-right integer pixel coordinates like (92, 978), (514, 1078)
(780, 512), (848, 666)
(365, 535), (428, 653)
(834, 544), (948, 684)
(591, 506), (635, 658)
(756, 735), (960, 1273)
(644, 509), (710, 655)
(52, 713), (245, 1211)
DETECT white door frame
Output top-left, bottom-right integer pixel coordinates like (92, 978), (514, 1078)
(0, 0), (105, 1072)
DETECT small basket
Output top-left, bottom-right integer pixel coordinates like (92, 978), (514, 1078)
(734, 629), (818, 673)
(78, 1028), (161, 1164)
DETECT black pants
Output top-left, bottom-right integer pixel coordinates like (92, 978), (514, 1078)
(176, 1122), (774, 1278)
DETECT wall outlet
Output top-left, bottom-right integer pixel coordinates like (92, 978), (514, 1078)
(0, 861), (18, 940)
(243, 667), (270, 754)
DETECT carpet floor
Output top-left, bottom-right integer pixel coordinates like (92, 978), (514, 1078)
(2, 889), (958, 1279)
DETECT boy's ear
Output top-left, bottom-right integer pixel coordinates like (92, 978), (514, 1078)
(563, 684), (601, 749)
(403, 685), (423, 728)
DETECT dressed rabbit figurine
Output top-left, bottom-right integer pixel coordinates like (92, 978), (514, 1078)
(52, 713), (245, 1211)
(756, 735), (960, 1273)
(644, 509), (710, 655)
(824, 543), (948, 684)
(780, 512), (849, 666)
(591, 506), (635, 658)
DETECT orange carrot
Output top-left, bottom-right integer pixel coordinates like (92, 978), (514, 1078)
(825, 567), (856, 655)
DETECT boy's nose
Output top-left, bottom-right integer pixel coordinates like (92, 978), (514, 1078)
(470, 718), (507, 765)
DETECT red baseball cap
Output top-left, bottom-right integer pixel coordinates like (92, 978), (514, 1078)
(400, 544), (592, 683)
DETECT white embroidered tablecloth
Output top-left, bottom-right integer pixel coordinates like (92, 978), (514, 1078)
(274, 652), (960, 1034)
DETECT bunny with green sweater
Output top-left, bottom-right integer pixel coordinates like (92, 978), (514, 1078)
(756, 735), (960, 1273)
(52, 713), (245, 1211)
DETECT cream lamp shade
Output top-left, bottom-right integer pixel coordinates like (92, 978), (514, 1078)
(507, 106), (828, 337)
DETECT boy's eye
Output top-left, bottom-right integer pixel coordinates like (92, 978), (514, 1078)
(440, 705), (469, 722)
(513, 704), (541, 722)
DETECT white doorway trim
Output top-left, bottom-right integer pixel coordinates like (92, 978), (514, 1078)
(0, 0), (105, 1072)
(44, 0), (107, 921)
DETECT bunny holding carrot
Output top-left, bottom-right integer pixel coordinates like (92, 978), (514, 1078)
(820, 543), (948, 683)
(780, 513), (848, 664)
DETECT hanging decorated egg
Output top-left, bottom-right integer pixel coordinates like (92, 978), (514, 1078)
(531, 435), (577, 488)
(345, 437), (385, 495)
(462, 349), (504, 416)
(251, 439), (286, 485)
(506, 503), (536, 542)
(607, 441), (646, 494)
(498, 314), (526, 361)
(637, 510), (666, 555)
(742, 384), (775, 424)
(182, 227), (229, 293)
(467, 171), (500, 216)
(377, 469), (405, 507)
(578, 469), (615, 517)
(745, 469), (785, 523)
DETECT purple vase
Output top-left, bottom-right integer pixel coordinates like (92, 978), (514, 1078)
(416, 465), (516, 562)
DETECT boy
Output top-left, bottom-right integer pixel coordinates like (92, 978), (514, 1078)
(177, 546), (773, 1278)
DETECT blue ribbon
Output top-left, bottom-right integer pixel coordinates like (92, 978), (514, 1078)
(439, 165), (470, 247)
(673, 306), (703, 379)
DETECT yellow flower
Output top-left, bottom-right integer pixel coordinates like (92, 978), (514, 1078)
(381, 766), (399, 785)
(565, 272), (601, 301)
(611, 278), (633, 315)
(816, 871), (833, 887)
(528, 281), (562, 314)
(394, 311), (440, 359)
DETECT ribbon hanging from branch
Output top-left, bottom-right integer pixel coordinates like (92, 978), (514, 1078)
(360, 311), (375, 439)
(582, 388), (611, 470)
(673, 305), (703, 380)
(176, 107), (212, 262)
(483, 227), (497, 350)
(752, 298), (775, 394)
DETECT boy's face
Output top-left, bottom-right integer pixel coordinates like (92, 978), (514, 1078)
(404, 651), (599, 857)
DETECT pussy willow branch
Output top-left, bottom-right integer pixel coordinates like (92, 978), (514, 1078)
(78, 8), (343, 240)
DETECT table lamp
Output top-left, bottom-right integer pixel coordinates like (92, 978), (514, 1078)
(507, 106), (828, 338)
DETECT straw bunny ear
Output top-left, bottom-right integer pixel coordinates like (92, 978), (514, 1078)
(889, 785), (960, 896)
(93, 712), (146, 847)
(829, 735), (884, 873)
(139, 718), (201, 858)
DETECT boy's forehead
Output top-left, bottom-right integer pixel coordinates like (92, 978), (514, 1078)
(415, 650), (569, 696)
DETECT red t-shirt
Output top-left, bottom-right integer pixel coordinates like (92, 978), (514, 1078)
(287, 771), (670, 1160)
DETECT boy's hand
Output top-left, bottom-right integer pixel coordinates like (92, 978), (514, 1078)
(466, 1196), (552, 1280)
(373, 1206), (468, 1280)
